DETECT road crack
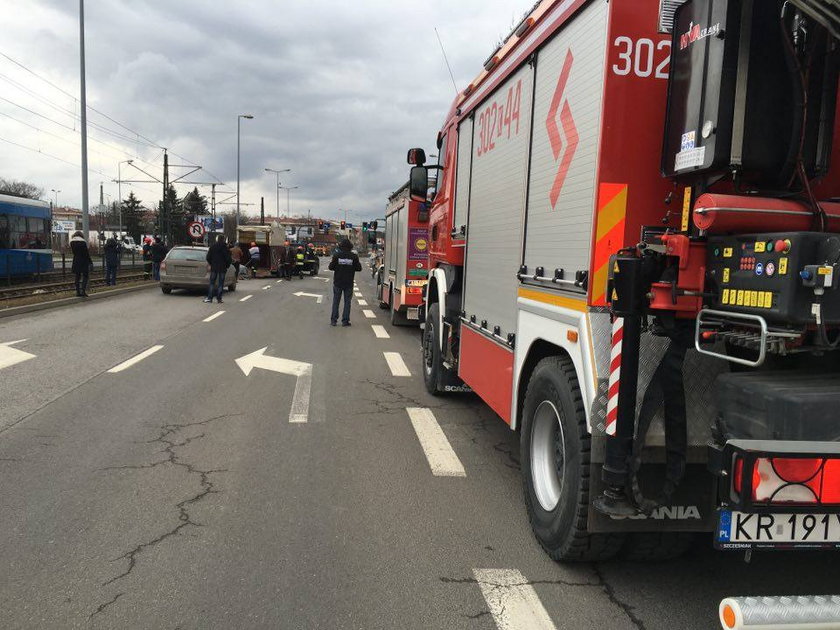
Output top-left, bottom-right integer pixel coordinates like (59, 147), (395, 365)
(592, 565), (647, 630)
(90, 413), (241, 617)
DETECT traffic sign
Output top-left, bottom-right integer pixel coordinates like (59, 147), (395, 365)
(187, 221), (205, 239)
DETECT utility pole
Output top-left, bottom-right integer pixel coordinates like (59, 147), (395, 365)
(211, 183), (216, 236)
(264, 168), (290, 218)
(162, 149), (169, 243)
(260, 196), (265, 225)
(79, 0), (90, 238)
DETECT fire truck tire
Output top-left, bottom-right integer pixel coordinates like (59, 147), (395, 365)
(161, 285), (172, 294)
(521, 355), (624, 562)
(422, 302), (444, 396)
(620, 532), (695, 561)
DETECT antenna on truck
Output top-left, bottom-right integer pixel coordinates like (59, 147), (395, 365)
(434, 27), (459, 96)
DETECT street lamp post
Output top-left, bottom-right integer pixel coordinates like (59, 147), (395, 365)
(51, 189), (61, 208)
(279, 185), (299, 215)
(264, 168), (290, 218)
(117, 159), (133, 234)
(236, 114), (254, 229)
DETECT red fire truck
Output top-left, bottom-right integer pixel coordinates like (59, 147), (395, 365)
(376, 182), (429, 326)
(408, 0), (840, 561)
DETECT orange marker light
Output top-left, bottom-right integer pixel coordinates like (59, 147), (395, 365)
(567, 330), (578, 343)
(722, 604), (736, 629)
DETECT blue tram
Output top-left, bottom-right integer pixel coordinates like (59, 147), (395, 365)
(0, 193), (53, 277)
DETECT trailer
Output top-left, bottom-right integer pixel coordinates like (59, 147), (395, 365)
(408, 0), (840, 561)
(377, 183), (429, 326)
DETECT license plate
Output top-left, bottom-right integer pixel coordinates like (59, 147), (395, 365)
(407, 308), (419, 320)
(716, 509), (840, 549)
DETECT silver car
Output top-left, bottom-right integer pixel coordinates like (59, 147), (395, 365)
(159, 246), (237, 294)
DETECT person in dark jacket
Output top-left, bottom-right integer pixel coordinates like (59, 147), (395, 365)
(150, 236), (167, 281)
(104, 235), (121, 286)
(328, 239), (362, 326)
(70, 231), (93, 297)
(204, 234), (232, 303)
(284, 243), (296, 279)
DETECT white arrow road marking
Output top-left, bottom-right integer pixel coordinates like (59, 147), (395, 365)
(108, 345), (164, 373)
(240, 295), (253, 302)
(262, 285), (272, 290)
(383, 351), (410, 377)
(358, 299), (368, 306)
(0, 339), (36, 370)
(203, 311), (225, 322)
(371, 325), (389, 339)
(405, 408), (465, 477)
(473, 569), (556, 630)
(293, 292), (324, 304)
(235, 348), (313, 423)
(362, 309), (376, 319)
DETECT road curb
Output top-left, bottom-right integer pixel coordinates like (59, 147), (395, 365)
(0, 282), (157, 320)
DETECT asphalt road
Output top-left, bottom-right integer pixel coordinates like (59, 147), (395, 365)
(0, 264), (835, 629)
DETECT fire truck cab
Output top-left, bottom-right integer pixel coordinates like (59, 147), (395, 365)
(410, 0), (840, 561)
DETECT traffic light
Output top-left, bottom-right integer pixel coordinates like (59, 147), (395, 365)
(340, 220), (346, 230)
(371, 220), (378, 231)
(362, 221), (368, 231)
(318, 220), (324, 230)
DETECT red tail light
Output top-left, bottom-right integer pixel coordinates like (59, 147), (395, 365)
(733, 456), (840, 505)
(406, 287), (423, 295)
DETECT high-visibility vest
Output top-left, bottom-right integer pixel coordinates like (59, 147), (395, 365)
(295, 253), (304, 264)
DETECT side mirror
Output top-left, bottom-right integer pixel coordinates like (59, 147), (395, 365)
(407, 148), (427, 166)
(409, 166), (429, 202)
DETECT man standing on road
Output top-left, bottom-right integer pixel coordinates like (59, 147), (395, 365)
(104, 234), (121, 286)
(204, 234), (232, 304)
(70, 230), (92, 297)
(230, 241), (243, 279)
(150, 236), (166, 281)
(328, 238), (361, 327)
(247, 241), (260, 278)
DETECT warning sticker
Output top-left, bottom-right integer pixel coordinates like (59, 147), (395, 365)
(674, 146), (706, 171)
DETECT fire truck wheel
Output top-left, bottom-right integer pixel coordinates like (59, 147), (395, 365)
(422, 302), (443, 396)
(521, 355), (624, 562)
(620, 531), (695, 561)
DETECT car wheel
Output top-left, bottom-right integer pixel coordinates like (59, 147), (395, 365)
(161, 285), (172, 294)
(521, 355), (625, 562)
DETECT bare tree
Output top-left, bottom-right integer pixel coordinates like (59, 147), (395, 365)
(0, 178), (44, 200)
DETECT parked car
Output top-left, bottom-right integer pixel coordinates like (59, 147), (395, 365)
(159, 246), (237, 294)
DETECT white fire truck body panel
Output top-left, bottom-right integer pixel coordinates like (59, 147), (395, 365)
(462, 63), (535, 340)
(523, 0), (608, 277)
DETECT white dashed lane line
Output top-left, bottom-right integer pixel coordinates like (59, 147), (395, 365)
(108, 345), (164, 374)
(358, 299), (368, 306)
(383, 351), (411, 377)
(240, 295), (253, 302)
(262, 285), (271, 290)
(371, 325), (389, 339)
(203, 311), (225, 323)
(473, 569), (557, 630)
(362, 309), (376, 319)
(405, 407), (465, 477)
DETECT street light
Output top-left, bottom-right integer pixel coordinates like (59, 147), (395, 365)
(117, 159), (133, 234)
(264, 167), (291, 218)
(236, 114), (254, 229)
(279, 185), (299, 215)
(50, 189), (61, 208)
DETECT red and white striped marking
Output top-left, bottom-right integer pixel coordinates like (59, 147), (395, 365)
(605, 317), (623, 436)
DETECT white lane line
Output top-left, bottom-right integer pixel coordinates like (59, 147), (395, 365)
(473, 569), (557, 630)
(371, 325), (390, 339)
(203, 310), (226, 322)
(358, 299), (368, 306)
(289, 364), (313, 424)
(108, 345), (164, 374)
(383, 351), (411, 377)
(276, 279), (283, 284)
(354, 292), (363, 297)
(240, 295), (253, 302)
(405, 407), (465, 477)
(262, 285), (271, 290)
(363, 309), (376, 319)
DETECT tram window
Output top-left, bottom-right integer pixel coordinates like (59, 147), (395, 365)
(0, 215), (8, 249)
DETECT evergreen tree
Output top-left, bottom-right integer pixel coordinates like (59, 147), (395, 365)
(182, 186), (208, 216)
(121, 191), (144, 241)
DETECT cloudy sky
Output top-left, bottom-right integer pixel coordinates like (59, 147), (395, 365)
(0, 0), (536, 223)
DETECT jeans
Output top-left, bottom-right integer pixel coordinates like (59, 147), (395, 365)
(152, 262), (161, 281)
(74, 271), (89, 295)
(331, 284), (353, 323)
(105, 265), (117, 286)
(207, 270), (226, 301)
